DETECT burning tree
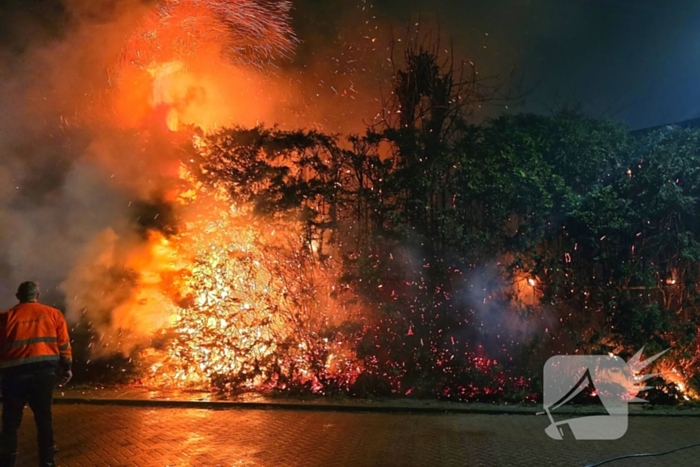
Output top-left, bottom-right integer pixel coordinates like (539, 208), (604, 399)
(145, 203), (359, 392)
(148, 133), (362, 392)
(62, 126), (362, 393)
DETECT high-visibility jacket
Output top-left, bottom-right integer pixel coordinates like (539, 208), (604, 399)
(0, 301), (72, 376)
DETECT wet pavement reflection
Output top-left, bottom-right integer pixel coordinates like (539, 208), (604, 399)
(9, 405), (700, 466)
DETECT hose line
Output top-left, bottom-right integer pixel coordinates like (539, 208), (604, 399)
(584, 442), (700, 467)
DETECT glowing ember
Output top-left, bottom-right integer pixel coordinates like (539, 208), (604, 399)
(655, 362), (698, 401)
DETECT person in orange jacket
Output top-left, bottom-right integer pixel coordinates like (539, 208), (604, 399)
(0, 282), (72, 467)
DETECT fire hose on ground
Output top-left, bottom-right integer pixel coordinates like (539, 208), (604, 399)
(583, 441), (700, 467)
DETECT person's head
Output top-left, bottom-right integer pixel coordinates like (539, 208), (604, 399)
(16, 281), (40, 303)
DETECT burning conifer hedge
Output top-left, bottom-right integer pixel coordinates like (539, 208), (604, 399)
(174, 111), (700, 401)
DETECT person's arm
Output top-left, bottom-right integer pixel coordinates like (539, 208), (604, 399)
(0, 312), (6, 370)
(56, 312), (72, 385)
(0, 311), (8, 359)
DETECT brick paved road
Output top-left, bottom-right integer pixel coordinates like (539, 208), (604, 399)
(8, 405), (700, 466)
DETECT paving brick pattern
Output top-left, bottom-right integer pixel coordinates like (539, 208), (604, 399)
(8, 405), (700, 466)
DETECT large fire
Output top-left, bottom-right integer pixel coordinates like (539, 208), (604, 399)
(139, 161), (359, 391)
(141, 195), (358, 390)
(59, 0), (361, 393)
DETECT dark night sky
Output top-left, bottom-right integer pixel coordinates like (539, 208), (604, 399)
(2, 0), (700, 129)
(295, 0), (700, 129)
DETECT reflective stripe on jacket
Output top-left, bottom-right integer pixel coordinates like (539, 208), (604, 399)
(0, 302), (72, 372)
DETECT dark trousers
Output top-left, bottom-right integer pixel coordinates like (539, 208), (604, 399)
(0, 373), (56, 464)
